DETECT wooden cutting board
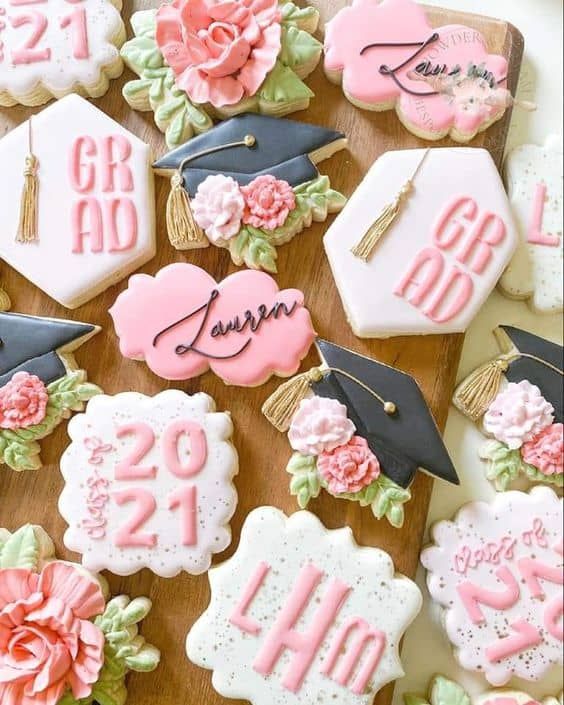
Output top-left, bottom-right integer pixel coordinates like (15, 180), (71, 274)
(0, 2), (523, 704)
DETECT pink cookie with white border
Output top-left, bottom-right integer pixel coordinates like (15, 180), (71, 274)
(110, 262), (316, 386)
(324, 0), (513, 143)
(58, 389), (238, 577)
(421, 487), (563, 685)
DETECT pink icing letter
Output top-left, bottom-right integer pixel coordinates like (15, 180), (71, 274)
(10, 11), (50, 64)
(527, 182), (560, 246)
(485, 618), (542, 662)
(393, 247), (444, 306)
(230, 562), (271, 636)
(168, 485), (198, 546)
(456, 211), (506, 274)
(113, 488), (157, 548)
(162, 420), (207, 478)
(71, 197), (103, 253)
(69, 136), (96, 193)
(457, 566), (520, 624)
(423, 266), (474, 323)
(60, 6), (89, 60)
(321, 617), (386, 695)
(433, 196), (478, 250)
(100, 135), (134, 192)
(253, 563), (351, 692)
(544, 596), (564, 641)
(115, 423), (157, 480)
(517, 557), (564, 598)
(104, 198), (138, 252)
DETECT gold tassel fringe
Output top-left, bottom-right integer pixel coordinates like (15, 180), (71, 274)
(351, 181), (412, 261)
(262, 367), (325, 432)
(453, 357), (510, 422)
(0, 287), (11, 311)
(16, 155), (39, 243)
(166, 172), (208, 250)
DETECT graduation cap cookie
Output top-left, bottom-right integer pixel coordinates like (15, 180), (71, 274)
(153, 113), (347, 271)
(262, 339), (458, 527)
(0, 311), (101, 471)
(453, 326), (563, 490)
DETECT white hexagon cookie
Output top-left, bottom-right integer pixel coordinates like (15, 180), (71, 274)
(324, 147), (518, 337)
(499, 136), (563, 314)
(59, 389), (238, 577)
(0, 95), (156, 308)
(187, 507), (422, 704)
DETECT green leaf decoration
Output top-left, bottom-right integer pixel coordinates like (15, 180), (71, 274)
(404, 695), (431, 705)
(286, 453), (320, 509)
(121, 36), (164, 74)
(279, 26), (321, 69)
(258, 61), (314, 104)
(522, 462), (564, 488)
(229, 227), (278, 272)
(480, 439), (526, 491)
(0, 525), (40, 569)
(429, 676), (471, 705)
(368, 475), (412, 528)
(279, 1), (319, 30)
(130, 9), (157, 38)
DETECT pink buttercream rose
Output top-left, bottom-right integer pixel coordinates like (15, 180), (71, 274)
(0, 562), (106, 705)
(521, 423), (564, 476)
(288, 396), (355, 455)
(192, 174), (245, 242)
(156, 0), (282, 108)
(0, 372), (49, 430)
(241, 175), (296, 230)
(318, 435), (380, 495)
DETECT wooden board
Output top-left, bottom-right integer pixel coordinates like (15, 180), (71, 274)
(0, 3), (523, 704)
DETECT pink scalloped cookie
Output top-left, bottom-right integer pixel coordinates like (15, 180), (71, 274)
(110, 262), (316, 386)
(58, 389), (238, 577)
(421, 487), (563, 685)
(324, 0), (509, 142)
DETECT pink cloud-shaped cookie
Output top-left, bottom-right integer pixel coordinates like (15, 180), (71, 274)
(324, 0), (509, 141)
(110, 263), (315, 386)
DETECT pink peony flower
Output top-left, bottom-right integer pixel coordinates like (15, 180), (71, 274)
(0, 372), (49, 430)
(318, 435), (380, 495)
(156, 0), (282, 108)
(0, 562), (106, 705)
(192, 174), (245, 243)
(288, 396), (355, 456)
(241, 175), (296, 230)
(521, 423), (564, 476)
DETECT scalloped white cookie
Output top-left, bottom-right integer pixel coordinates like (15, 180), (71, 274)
(187, 506), (422, 704)
(59, 389), (238, 577)
(499, 136), (563, 313)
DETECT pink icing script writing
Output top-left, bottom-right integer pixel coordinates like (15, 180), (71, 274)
(3, 0), (89, 65)
(394, 195), (506, 322)
(81, 437), (113, 539)
(69, 135), (138, 254)
(527, 182), (560, 246)
(229, 561), (387, 695)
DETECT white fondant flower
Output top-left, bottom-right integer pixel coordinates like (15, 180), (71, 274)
(192, 175), (245, 243)
(288, 396), (355, 456)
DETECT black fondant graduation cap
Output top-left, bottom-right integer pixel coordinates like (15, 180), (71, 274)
(263, 339), (459, 489)
(0, 312), (100, 387)
(153, 113), (347, 197)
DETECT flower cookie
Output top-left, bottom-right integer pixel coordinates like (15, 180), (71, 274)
(110, 262), (315, 386)
(0, 524), (160, 705)
(0, 0), (125, 106)
(153, 113), (347, 269)
(262, 339), (458, 528)
(59, 389), (238, 577)
(499, 135), (563, 313)
(121, 0), (322, 148)
(187, 506), (422, 704)
(453, 325), (563, 490)
(324, 0), (511, 143)
(0, 96), (156, 309)
(0, 310), (101, 471)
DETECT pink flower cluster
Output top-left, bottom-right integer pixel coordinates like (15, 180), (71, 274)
(0, 371), (49, 430)
(521, 422), (563, 476)
(192, 173), (296, 241)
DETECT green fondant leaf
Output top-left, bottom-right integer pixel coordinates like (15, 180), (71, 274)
(280, 1), (319, 28)
(430, 676), (471, 705)
(121, 36), (163, 73)
(155, 96), (185, 124)
(130, 9), (157, 39)
(522, 462), (564, 488)
(166, 109), (187, 148)
(229, 228), (251, 265)
(0, 525), (40, 569)
(480, 440), (523, 491)
(286, 453), (320, 509)
(247, 232), (278, 273)
(258, 61), (314, 104)
(279, 25), (321, 69)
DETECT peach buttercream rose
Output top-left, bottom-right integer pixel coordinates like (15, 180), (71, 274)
(0, 372), (49, 430)
(242, 175), (296, 231)
(521, 422), (564, 476)
(317, 435), (380, 495)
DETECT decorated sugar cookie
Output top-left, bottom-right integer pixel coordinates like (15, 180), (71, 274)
(0, 95), (156, 309)
(324, 0), (516, 143)
(499, 136), (563, 313)
(453, 326), (563, 490)
(153, 113), (347, 268)
(0, 0), (125, 106)
(262, 339), (458, 527)
(0, 524), (160, 705)
(0, 311), (101, 471)
(110, 262), (316, 386)
(324, 147), (518, 337)
(59, 389), (238, 577)
(405, 675), (562, 705)
(121, 0), (322, 148)
(421, 487), (563, 685)
(187, 506), (422, 704)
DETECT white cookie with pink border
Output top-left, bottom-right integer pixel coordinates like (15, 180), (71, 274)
(421, 487), (563, 685)
(187, 506), (422, 705)
(58, 389), (238, 577)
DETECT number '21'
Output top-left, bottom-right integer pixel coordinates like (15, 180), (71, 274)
(112, 421), (207, 549)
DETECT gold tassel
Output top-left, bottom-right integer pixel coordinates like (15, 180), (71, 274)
(165, 171), (208, 250)
(0, 287), (11, 311)
(262, 367), (325, 432)
(452, 357), (510, 422)
(16, 154), (39, 243)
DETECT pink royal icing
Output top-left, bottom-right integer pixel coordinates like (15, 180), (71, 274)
(324, 0), (508, 138)
(241, 175), (296, 231)
(527, 182), (560, 246)
(288, 396), (356, 456)
(521, 423), (564, 476)
(317, 435), (380, 495)
(110, 263), (316, 386)
(192, 174), (245, 243)
(0, 370), (48, 429)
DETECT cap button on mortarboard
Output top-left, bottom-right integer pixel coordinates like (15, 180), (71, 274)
(384, 401), (397, 415)
(244, 134), (256, 147)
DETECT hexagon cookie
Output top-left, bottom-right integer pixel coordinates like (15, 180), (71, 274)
(0, 95), (156, 308)
(324, 147), (518, 337)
